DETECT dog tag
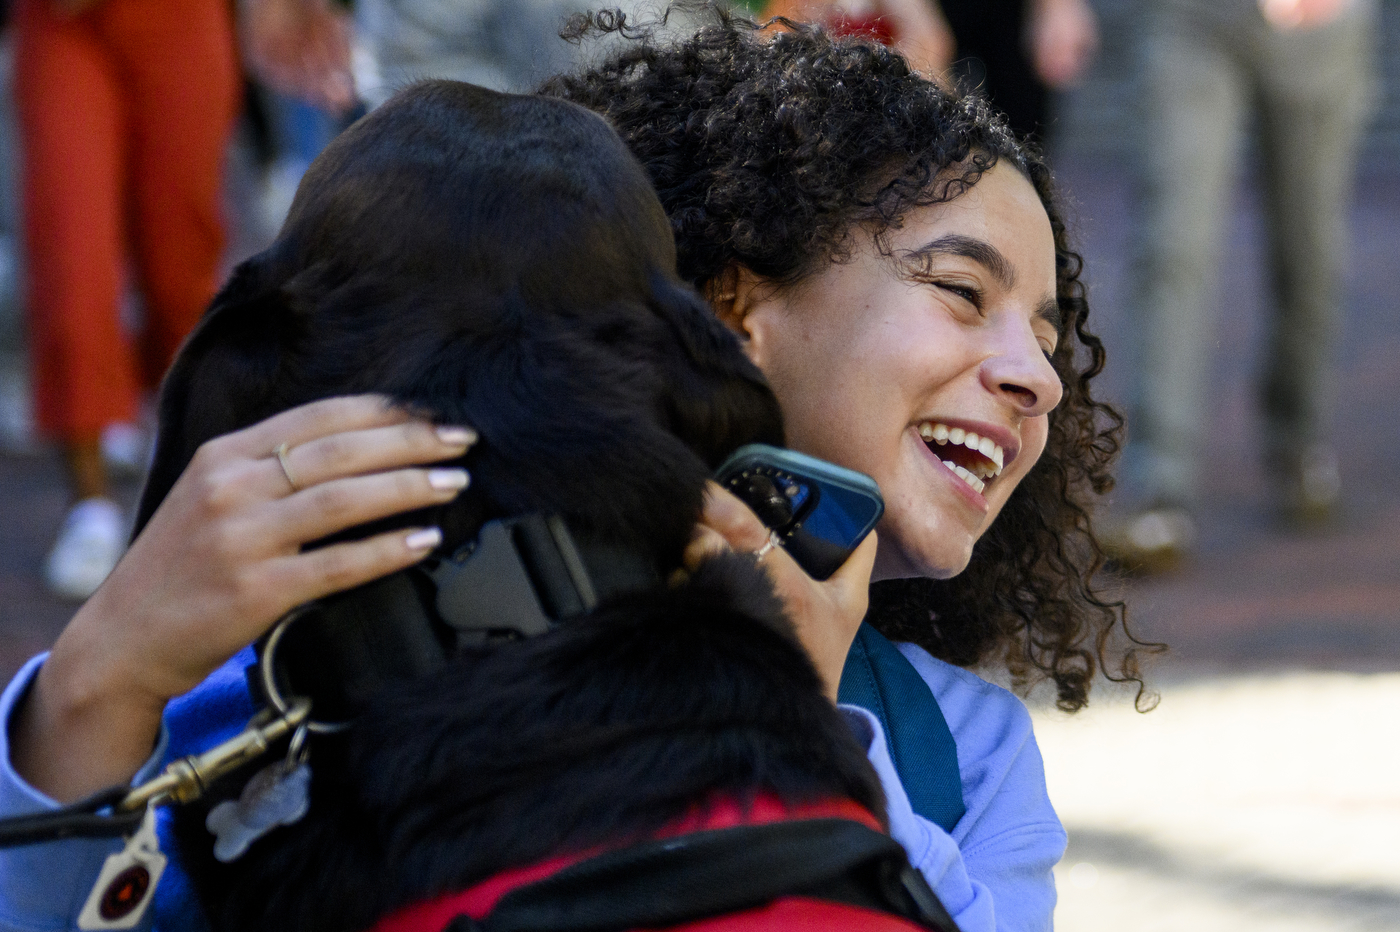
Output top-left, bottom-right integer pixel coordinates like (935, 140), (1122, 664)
(206, 759), (311, 862)
(78, 806), (167, 930)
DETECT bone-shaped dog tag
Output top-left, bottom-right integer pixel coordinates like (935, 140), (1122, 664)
(206, 759), (311, 862)
(78, 806), (167, 930)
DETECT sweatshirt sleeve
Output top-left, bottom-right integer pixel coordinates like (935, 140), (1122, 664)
(0, 653), (167, 932)
(899, 645), (1068, 932)
(839, 703), (999, 931)
(839, 646), (1068, 932)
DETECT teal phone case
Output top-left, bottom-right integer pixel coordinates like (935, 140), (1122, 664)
(716, 444), (884, 580)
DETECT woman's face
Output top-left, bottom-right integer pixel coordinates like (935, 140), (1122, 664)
(739, 164), (1063, 580)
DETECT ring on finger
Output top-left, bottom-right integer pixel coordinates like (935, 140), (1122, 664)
(753, 530), (782, 563)
(274, 441), (302, 493)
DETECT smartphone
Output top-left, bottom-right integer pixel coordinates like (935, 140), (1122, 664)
(715, 444), (884, 581)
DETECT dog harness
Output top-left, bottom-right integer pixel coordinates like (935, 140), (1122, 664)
(371, 797), (959, 932)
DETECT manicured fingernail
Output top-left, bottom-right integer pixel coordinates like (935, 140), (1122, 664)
(405, 527), (442, 552)
(436, 426), (477, 447)
(428, 468), (470, 491)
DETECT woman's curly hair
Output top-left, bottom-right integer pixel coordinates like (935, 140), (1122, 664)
(541, 5), (1161, 711)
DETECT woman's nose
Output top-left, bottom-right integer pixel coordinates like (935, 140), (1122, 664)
(979, 320), (1064, 417)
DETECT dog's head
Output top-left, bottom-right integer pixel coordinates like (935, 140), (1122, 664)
(139, 80), (783, 568)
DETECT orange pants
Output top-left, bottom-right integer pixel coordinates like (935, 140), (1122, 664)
(14, 0), (239, 442)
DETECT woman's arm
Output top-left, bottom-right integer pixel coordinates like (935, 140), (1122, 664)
(838, 692), (1063, 932)
(901, 647), (1068, 932)
(11, 395), (477, 803)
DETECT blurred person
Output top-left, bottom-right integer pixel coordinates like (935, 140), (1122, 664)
(762, 0), (1099, 139)
(1106, 0), (1379, 569)
(241, 0), (356, 114)
(240, 0), (592, 240)
(13, 0), (240, 599)
(15, 0), (360, 602)
(352, 0), (583, 106)
(237, 0), (358, 231)
(761, 0), (957, 75)
(0, 34), (32, 454)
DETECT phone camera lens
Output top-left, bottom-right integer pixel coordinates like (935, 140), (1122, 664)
(734, 474), (795, 528)
(782, 480), (810, 511)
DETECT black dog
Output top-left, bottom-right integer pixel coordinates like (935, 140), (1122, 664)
(153, 82), (933, 932)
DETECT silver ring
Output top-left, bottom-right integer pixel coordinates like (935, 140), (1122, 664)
(753, 530), (782, 563)
(274, 442), (302, 493)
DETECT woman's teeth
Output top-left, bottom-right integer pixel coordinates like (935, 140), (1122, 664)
(917, 421), (1004, 495)
(939, 457), (986, 494)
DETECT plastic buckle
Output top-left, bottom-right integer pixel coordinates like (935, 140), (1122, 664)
(431, 514), (598, 644)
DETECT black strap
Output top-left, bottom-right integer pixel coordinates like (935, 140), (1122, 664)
(838, 624), (967, 833)
(257, 513), (664, 725)
(443, 818), (959, 932)
(0, 784), (143, 848)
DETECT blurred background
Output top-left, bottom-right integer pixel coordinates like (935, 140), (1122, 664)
(0, 1), (1396, 929)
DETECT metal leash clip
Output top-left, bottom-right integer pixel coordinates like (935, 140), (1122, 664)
(0, 696), (314, 853)
(117, 697), (311, 812)
(0, 697), (313, 930)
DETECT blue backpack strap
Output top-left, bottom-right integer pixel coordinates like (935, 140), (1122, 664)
(837, 623), (966, 833)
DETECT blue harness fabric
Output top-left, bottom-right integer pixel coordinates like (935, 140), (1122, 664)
(838, 624), (966, 833)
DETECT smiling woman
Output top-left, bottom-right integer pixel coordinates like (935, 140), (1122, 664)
(736, 165), (1064, 582)
(542, 11), (1161, 929)
(545, 7), (1149, 714)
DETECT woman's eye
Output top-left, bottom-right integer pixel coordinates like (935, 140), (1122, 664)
(937, 282), (981, 308)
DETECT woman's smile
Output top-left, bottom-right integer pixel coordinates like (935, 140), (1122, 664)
(915, 417), (1021, 496)
(737, 163), (1063, 581)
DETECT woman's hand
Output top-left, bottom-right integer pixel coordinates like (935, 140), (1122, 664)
(241, 0), (356, 114)
(1027, 0), (1099, 88)
(13, 395), (475, 802)
(684, 483), (878, 704)
(1258, 0), (1353, 30)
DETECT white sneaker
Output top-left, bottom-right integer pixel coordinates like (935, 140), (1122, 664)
(43, 498), (127, 601)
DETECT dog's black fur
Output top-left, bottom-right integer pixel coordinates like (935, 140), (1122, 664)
(157, 81), (887, 932)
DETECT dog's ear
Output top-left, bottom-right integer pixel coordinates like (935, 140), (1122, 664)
(134, 254), (294, 536)
(647, 272), (785, 468)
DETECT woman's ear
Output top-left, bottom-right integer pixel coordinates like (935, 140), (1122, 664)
(646, 271), (785, 467)
(705, 265), (742, 332)
(706, 264), (776, 369)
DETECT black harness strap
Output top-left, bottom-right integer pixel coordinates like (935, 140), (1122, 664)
(443, 818), (960, 932)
